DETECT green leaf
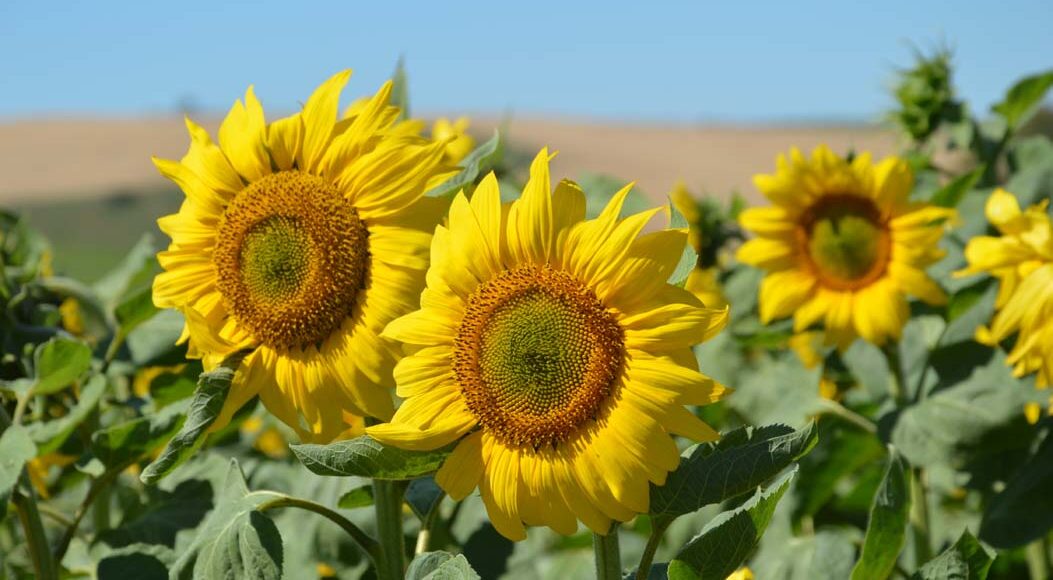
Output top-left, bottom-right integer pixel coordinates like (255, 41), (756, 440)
(390, 56), (410, 120)
(579, 172), (653, 219)
(336, 485), (374, 509)
(849, 448), (910, 580)
(97, 479), (213, 549)
(91, 401), (188, 469)
(911, 530), (994, 579)
(890, 351), (1038, 468)
(651, 423), (817, 518)
(0, 425), (36, 514)
(980, 427), (1053, 548)
(406, 475), (445, 520)
(35, 276), (111, 339)
(125, 309), (186, 366)
(727, 352), (824, 427)
(939, 278), (997, 347)
(992, 70), (1053, 131)
(426, 130), (505, 198)
(841, 340), (891, 400)
(140, 351), (249, 485)
(26, 373), (108, 455)
(667, 197), (697, 287)
(32, 336), (92, 395)
(93, 234), (159, 307)
(170, 460), (283, 580)
(930, 165), (985, 208)
(794, 427), (886, 519)
(114, 286), (159, 337)
(407, 551), (481, 580)
(291, 434), (453, 480)
(667, 467), (796, 580)
(96, 543), (175, 580)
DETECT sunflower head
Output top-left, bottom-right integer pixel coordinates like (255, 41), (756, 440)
(152, 70), (455, 442)
(737, 145), (955, 348)
(368, 149), (728, 540)
(957, 188), (1053, 392)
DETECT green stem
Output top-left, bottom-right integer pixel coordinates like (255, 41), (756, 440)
(372, 479), (406, 580)
(14, 485), (57, 580)
(817, 399), (877, 434)
(909, 467), (932, 565)
(1026, 535), (1052, 580)
(414, 490), (446, 555)
(882, 343), (908, 406)
(53, 466), (122, 561)
(101, 331), (125, 373)
(257, 495), (379, 563)
(635, 518), (669, 580)
(594, 523), (622, 580)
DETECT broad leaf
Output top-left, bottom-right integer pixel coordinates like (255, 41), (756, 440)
(407, 551), (481, 580)
(911, 530), (993, 579)
(992, 70), (1053, 130)
(0, 425), (36, 515)
(97, 479), (213, 549)
(291, 434), (453, 480)
(667, 467), (796, 580)
(930, 165), (984, 208)
(26, 373), (108, 455)
(426, 130), (504, 198)
(337, 485), (374, 509)
(980, 426), (1053, 548)
(651, 423), (817, 517)
(32, 336), (92, 395)
(850, 448), (909, 580)
(92, 401), (188, 469)
(170, 460), (283, 580)
(140, 351), (249, 485)
(96, 543), (175, 580)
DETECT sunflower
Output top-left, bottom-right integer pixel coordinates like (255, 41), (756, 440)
(737, 145), (954, 348)
(152, 70), (454, 442)
(367, 150), (729, 540)
(956, 188), (1053, 417)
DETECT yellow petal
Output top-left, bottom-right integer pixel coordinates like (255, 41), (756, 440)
(217, 86), (270, 182)
(436, 431), (486, 500)
(300, 70), (351, 173)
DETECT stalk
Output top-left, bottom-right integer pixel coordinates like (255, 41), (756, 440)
(635, 518), (670, 580)
(372, 479), (406, 580)
(594, 523), (622, 580)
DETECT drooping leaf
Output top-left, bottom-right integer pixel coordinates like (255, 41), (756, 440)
(850, 448), (910, 580)
(291, 434), (453, 480)
(407, 551), (481, 580)
(92, 401), (188, 469)
(426, 130), (504, 198)
(911, 530), (994, 579)
(651, 423), (817, 518)
(0, 425), (36, 515)
(667, 197), (697, 287)
(170, 460), (283, 580)
(667, 467), (796, 580)
(992, 70), (1053, 131)
(26, 373), (108, 455)
(140, 351), (249, 485)
(32, 336), (92, 395)
(980, 426), (1053, 548)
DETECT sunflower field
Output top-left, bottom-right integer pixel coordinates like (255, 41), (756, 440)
(2, 52), (1053, 580)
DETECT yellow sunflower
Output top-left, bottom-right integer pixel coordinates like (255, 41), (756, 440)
(367, 150), (729, 540)
(737, 145), (955, 348)
(956, 188), (1053, 415)
(152, 70), (454, 442)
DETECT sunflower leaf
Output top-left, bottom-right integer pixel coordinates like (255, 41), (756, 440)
(169, 459), (283, 580)
(979, 423), (1053, 548)
(667, 196), (698, 287)
(650, 422), (817, 518)
(426, 130), (504, 199)
(140, 351), (249, 485)
(92, 400), (188, 469)
(407, 551), (481, 580)
(32, 336), (92, 396)
(390, 56), (410, 121)
(929, 165), (984, 208)
(667, 466), (796, 580)
(290, 435), (453, 480)
(849, 447), (910, 580)
(911, 530), (994, 580)
(0, 425), (36, 520)
(26, 373), (108, 455)
(992, 70), (1053, 131)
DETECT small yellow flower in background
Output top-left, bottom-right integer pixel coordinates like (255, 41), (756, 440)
(431, 117), (475, 165)
(727, 567), (755, 580)
(671, 182), (706, 254)
(316, 562), (337, 579)
(957, 188), (1053, 407)
(152, 70), (457, 442)
(26, 453), (77, 499)
(132, 364), (186, 399)
(818, 377), (841, 401)
(59, 298), (85, 336)
(738, 145), (955, 349)
(788, 331), (824, 369)
(368, 149), (729, 540)
(670, 182), (729, 308)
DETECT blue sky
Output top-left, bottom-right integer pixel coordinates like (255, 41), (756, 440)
(2, 1), (1050, 123)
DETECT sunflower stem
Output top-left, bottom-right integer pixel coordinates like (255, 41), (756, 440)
(594, 523), (622, 580)
(372, 479), (406, 580)
(635, 517), (670, 580)
(14, 485), (57, 580)
(1025, 535), (1052, 580)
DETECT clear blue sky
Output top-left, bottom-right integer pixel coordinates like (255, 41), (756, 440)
(2, 1), (1050, 123)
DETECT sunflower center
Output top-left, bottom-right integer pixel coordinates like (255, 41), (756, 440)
(454, 266), (625, 448)
(214, 171), (369, 349)
(800, 195), (891, 290)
